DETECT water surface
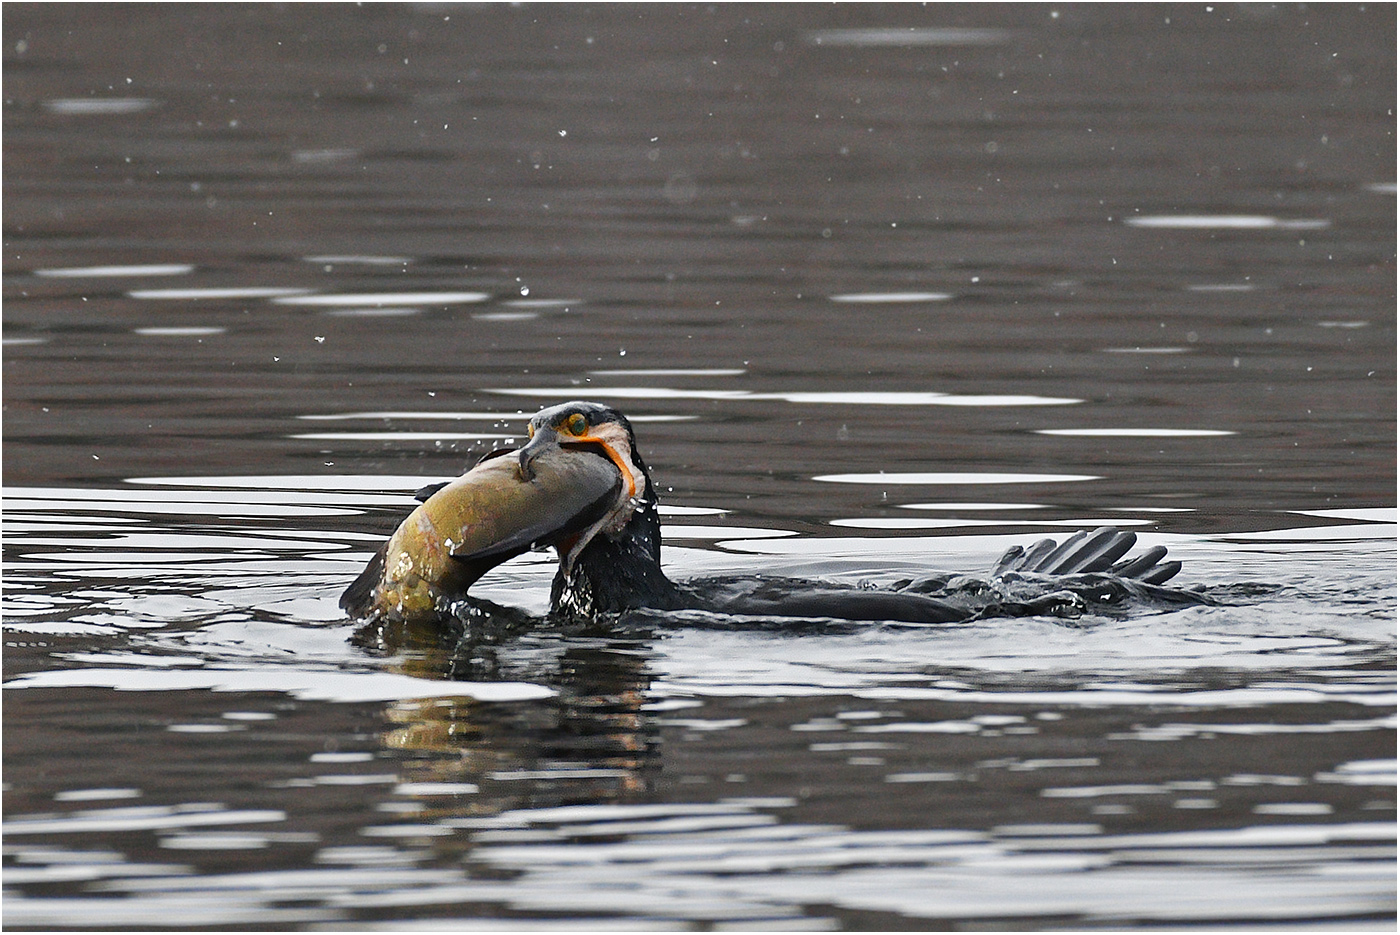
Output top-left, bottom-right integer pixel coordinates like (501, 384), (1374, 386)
(4, 5), (1395, 930)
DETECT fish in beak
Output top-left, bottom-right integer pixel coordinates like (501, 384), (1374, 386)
(341, 402), (647, 624)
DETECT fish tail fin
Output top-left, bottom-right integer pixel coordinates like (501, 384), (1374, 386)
(340, 541), (388, 618)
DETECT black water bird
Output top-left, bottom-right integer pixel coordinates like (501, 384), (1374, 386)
(341, 400), (1188, 626)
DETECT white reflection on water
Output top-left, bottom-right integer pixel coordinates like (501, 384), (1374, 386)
(16, 530), (348, 551)
(32, 264), (193, 278)
(7, 484), (408, 516)
(806, 27), (1011, 46)
(394, 782), (480, 797)
(1110, 506), (1194, 513)
(5, 665), (553, 704)
(2, 858), (192, 885)
(828, 291), (954, 303)
(472, 311), (539, 321)
(41, 97), (158, 115)
(160, 833), (281, 850)
(132, 327), (227, 337)
(776, 391), (1080, 406)
(302, 255), (412, 266)
(589, 368), (747, 376)
(662, 525), (795, 539)
(814, 472), (1100, 484)
(295, 411), (692, 423)
(503, 298), (583, 308)
(900, 502), (1046, 510)
(1316, 761), (1398, 786)
(1113, 719), (1399, 742)
(272, 292), (490, 306)
(1125, 215), (1331, 230)
(124, 474), (445, 491)
(290, 148), (359, 163)
(127, 287), (313, 300)
(1294, 507), (1397, 523)
(54, 788), (142, 803)
(297, 411), (527, 421)
(322, 306), (423, 317)
(288, 431), (514, 442)
(489, 387), (1083, 406)
(493, 387), (750, 401)
(1224, 523), (1397, 541)
(831, 517), (1153, 530)
(1186, 283), (1257, 292)
(4, 804), (286, 836)
(659, 505), (730, 516)
(1036, 428), (1235, 437)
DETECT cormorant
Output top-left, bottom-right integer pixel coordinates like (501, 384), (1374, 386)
(341, 400), (1189, 626)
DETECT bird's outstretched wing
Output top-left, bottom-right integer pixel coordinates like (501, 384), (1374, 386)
(991, 526), (1181, 584)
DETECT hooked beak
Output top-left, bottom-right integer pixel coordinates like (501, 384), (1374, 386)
(516, 424), (558, 483)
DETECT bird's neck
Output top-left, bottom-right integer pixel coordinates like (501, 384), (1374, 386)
(549, 492), (684, 618)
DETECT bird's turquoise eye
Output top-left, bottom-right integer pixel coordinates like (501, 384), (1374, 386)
(565, 413), (588, 436)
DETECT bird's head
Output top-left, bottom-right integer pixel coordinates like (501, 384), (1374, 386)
(513, 401), (655, 574)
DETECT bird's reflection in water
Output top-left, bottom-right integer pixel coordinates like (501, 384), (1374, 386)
(345, 557), (1210, 824)
(353, 601), (665, 819)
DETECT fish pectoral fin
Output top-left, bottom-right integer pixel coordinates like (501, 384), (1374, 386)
(415, 446), (519, 502)
(473, 447), (518, 466)
(412, 481), (451, 503)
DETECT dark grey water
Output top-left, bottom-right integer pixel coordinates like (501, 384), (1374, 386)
(3, 4), (1395, 930)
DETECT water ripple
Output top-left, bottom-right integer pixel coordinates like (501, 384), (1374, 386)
(3, 666), (553, 704)
(490, 387), (1082, 406)
(128, 287), (312, 300)
(33, 264), (192, 278)
(806, 27), (1010, 47)
(272, 292), (490, 306)
(41, 98), (158, 115)
(1125, 215), (1331, 230)
(828, 291), (954, 303)
(1036, 428), (1235, 437)
(814, 472), (1100, 484)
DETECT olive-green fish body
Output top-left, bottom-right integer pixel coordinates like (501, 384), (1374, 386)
(343, 449), (621, 623)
